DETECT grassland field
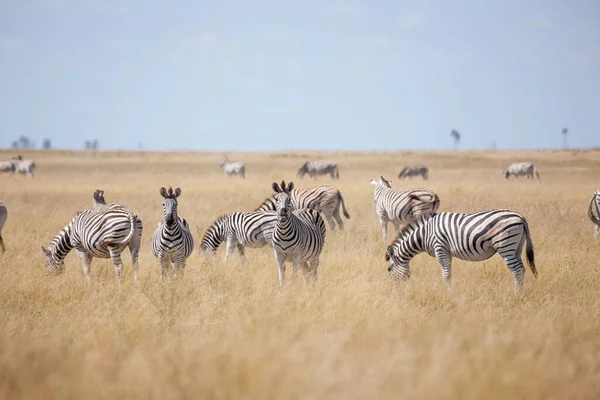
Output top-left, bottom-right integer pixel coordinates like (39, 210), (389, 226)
(0, 149), (599, 399)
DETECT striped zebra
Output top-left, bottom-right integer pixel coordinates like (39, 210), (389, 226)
(588, 189), (600, 240)
(398, 166), (429, 180)
(0, 160), (15, 175)
(199, 211), (278, 261)
(0, 202), (6, 253)
(41, 208), (138, 281)
(270, 181), (326, 286)
(91, 189), (143, 263)
(220, 155), (246, 179)
(370, 176), (440, 242)
(151, 187), (194, 277)
(503, 162), (540, 180)
(254, 184), (350, 230)
(297, 160), (339, 180)
(10, 156), (36, 177)
(385, 210), (537, 292)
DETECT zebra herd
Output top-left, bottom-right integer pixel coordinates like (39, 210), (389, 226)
(395, 162), (541, 181)
(219, 157), (341, 181)
(0, 155), (36, 177)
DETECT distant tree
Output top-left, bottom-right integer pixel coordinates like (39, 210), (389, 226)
(450, 129), (461, 150)
(562, 127), (568, 149)
(91, 139), (98, 150)
(42, 138), (52, 149)
(12, 135), (35, 149)
(84, 140), (90, 150)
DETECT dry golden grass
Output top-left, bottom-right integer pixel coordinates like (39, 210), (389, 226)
(0, 149), (599, 399)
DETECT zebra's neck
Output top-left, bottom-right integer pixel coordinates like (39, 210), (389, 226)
(201, 217), (226, 251)
(275, 216), (294, 236)
(49, 225), (74, 263)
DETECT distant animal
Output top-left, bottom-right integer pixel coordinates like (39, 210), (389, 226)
(270, 181), (326, 286)
(10, 155), (36, 177)
(151, 187), (194, 277)
(199, 211), (278, 261)
(42, 207), (138, 281)
(588, 189), (600, 240)
(297, 160), (339, 180)
(0, 160), (15, 175)
(385, 209), (537, 293)
(503, 162), (540, 180)
(398, 166), (429, 180)
(220, 155), (245, 179)
(0, 202), (6, 253)
(254, 184), (350, 230)
(370, 176), (440, 242)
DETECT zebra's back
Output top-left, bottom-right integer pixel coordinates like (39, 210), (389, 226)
(70, 209), (136, 258)
(200, 211), (278, 252)
(378, 187), (439, 223)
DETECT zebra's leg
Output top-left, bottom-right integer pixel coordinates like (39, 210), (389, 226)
(237, 243), (246, 260)
(0, 233), (4, 252)
(309, 258), (319, 283)
(108, 247), (125, 280)
(594, 224), (599, 241)
(128, 243), (140, 283)
(333, 210), (344, 230)
(225, 238), (237, 261)
(275, 251), (286, 286)
(500, 254), (525, 293)
(324, 213), (336, 231)
(392, 221), (401, 235)
(76, 250), (93, 282)
(173, 259), (185, 278)
(434, 247), (452, 288)
(380, 217), (389, 243)
(158, 255), (170, 278)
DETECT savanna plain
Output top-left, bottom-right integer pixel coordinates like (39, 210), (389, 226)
(0, 149), (599, 400)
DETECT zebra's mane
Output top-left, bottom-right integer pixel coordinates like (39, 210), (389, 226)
(394, 214), (435, 242)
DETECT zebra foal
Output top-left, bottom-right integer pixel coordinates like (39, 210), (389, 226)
(152, 186), (194, 277)
(370, 176), (440, 242)
(199, 211), (277, 261)
(42, 208), (138, 281)
(297, 160), (339, 180)
(270, 180), (326, 286)
(385, 210), (537, 292)
(503, 162), (540, 180)
(588, 189), (600, 240)
(398, 166), (429, 180)
(254, 184), (350, 230)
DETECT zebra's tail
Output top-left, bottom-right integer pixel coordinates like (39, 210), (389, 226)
(103, 211), (136, 247)
(339, 192), (350, 219)
(523, 218), (537, 278)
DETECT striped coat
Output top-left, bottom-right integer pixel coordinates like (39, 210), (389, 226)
(297, 161), (339, 180)
(254, 184), (350, 230)
(151, 187), (194, 277)
(503, 162), (540, 180)
(270, 181), (326, 286)
(398, 166), (429, 180)
(42, 208), (138, 281)
(385, 210), (537, 292)
(0, 202), (6, 253)
(199, 211), (278, 261)
(370, 176), (440, 242)
(588, 189), (600, 240)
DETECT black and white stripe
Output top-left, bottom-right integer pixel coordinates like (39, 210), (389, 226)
(10, 155), (36, 177)
(199, 211), (278, 261)
(42, 208), (138, 281)
(370, 176), (440, 242)
(588, 189), (600, 240)
(270, 181), (326, 286)
(398, 166), (429, 180)
(297, 160), (339, 180)
(503, 162), (540, 180)
(0, 202), (6, 253)
(220, 155), (246, 178)
(151, 187), (194, 277)
(254, 184), (350, 230)
(385, 210), (537, 292)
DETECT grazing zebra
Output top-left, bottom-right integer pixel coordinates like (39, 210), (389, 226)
(370, 176), (440, 242)
(151, 187), (194, 277)
(41, 208), (138, 281)
(503, 162), (540, 180)
(254, 184), (350, 230)
(270, 181), (326, 286)
(385, 210), (537, 292)
(0, 160), (15, 175)
(199, 211), (278, 261)
(91, 189), (143, 265)
(0, 202), (6, 253)
(297, 160), (339, 180)
(588, 189), (600, 240)
(10, 156), (36, 177)
(220, 155), (246, 179)
(398, 166), (429, 180)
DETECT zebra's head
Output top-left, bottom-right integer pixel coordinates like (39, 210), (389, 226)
(296, 162), (308, 178)
(272, 180), (294, 221)
(159, 186), (182, 226)
(220, 155), (228, 167)
(41, 245), (64, 274)
(385, 244), (410, 281)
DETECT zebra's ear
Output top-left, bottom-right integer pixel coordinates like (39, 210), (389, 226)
(41, 246), (50, 256)
(175, 187), (182, 197)
(287, 181), (294, 191)
(272, 182), (281, 193)
(159, 187), (168, 198)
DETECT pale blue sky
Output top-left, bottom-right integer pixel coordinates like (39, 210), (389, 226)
(1, 0), (599, 151)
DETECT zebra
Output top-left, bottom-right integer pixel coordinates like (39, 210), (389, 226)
(503, 162), (540, 180)
(588, 189), (600, 240)
(270, 180), (326, 286)
(398, 166), (429, 180)
(151, 186), (194, 277)
(385, 209), (537, 292)
(0, 202), (6, 253)
(370, 176), (440, 242)
(10, 155), (36, 177)
(0, 160), (15, 175)
(41, 208), (139, 281)
(199, 211), (278, 261)
(297, 160), (339, 180)
(91, 189), (143, 265)
(254, 184), (350, 230)
(220, 155), (246, 179)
